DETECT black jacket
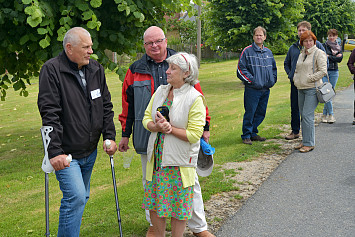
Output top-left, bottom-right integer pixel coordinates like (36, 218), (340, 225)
(323, 42), (343, 71)
(38, 51), (115, 159)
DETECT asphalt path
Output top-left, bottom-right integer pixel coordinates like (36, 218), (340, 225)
(216, 84), (355, 237)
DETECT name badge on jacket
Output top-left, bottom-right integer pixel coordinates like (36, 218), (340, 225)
(90, 89), (101, 100)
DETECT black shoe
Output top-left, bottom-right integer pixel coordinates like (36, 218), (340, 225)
(242, 138), (252, 145)
(251, 135), (266, 141)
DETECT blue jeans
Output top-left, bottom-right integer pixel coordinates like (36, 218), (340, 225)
(241, 87), (270, 139)
(55, 150), (97, 237)
(322, 70), (339, 115)
(290, 81), (300, 134)
(298, 88), (318, 147)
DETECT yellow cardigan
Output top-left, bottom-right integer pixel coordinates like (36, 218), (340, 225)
(142, 93), (205, 188)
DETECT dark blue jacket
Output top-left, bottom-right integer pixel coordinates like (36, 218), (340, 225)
(284, 40), (325, 82)
(237, 42), (277, 90)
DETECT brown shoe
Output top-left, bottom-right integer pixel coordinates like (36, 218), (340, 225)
(193, 230), (216, 237)
(285, 132), (300, 140)
(295, 143), (303, 149)
(146, 226), (155, 237)
(242, 138), (252, 145)
(299, 146), (314, 153)
(251, 135), (266, 141)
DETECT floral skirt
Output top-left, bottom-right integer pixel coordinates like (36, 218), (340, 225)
(142, 132), (194, 220)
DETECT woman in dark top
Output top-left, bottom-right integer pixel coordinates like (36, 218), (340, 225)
(322, 29), (343, 124)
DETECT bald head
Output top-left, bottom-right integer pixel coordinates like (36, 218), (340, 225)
(143, 26), (167, 63)
(143, 26), (165, 40)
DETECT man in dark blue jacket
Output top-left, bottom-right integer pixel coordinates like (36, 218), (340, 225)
(237, 26), (277, 145)
(284, 21), (325, 140)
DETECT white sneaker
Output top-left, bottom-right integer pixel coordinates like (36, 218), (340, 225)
(321, 115), (327, 123)
(328, 115), (336, 124)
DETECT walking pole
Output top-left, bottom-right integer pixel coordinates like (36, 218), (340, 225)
(40, 126), (54, 237)
(44, 172), (50, 236)
(105, 140), (123, 237)
(40, 126), (72, 237)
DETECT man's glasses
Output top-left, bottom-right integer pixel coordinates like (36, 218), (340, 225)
(144, 38), (165, 47)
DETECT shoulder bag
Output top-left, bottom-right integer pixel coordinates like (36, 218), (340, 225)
(313, 50), (336, 103)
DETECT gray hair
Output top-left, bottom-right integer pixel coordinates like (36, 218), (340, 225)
(166, 52), (199, 86)
(63, 27), (91, 51)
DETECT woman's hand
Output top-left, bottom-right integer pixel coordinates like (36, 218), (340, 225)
(155, 111), (172, 134)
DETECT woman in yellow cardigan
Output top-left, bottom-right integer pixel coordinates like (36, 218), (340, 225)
(142, 52), (206, 237)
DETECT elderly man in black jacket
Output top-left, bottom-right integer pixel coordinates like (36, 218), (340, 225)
(37, 27), (117, 237)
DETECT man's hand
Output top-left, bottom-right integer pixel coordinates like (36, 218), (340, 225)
(50, 154), (70, 171)
(202, 131), (210, 143)
(118, 137), (129, 152)
(104, 140), (117, 156)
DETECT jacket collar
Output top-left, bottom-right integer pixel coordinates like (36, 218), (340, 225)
(159, 82), (191, 99)
(58, 50), (98, 75)
(172, 83), (190, 95)
(146, 48), (176, 63)
(252, 42), (265, 52)
(295, 41), (302, 50)
(302, 45), (317, 54)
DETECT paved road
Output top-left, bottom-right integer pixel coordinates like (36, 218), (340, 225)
(216, 84), (355, 237)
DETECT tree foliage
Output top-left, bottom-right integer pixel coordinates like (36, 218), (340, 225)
(168, 18), (198, 46)
(203, 0), (355, 55)
(303, 0), (355, 41)
(203, 0), (304, 54)
(0, 0), (201, 100)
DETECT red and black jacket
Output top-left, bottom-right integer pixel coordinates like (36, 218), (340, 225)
(119, 48), (210, 154)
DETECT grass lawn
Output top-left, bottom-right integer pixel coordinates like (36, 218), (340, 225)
(0, 52), (353, 236)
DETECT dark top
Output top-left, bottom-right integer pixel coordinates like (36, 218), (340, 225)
(37, 51), (115, 159)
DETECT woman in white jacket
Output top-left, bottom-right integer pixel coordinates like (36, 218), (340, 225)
(293, 31), (327, 152)
(142, 52), (206, 236)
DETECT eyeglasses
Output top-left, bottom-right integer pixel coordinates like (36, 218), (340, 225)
(144, 38), (166, 47)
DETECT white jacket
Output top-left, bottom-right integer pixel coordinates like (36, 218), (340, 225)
(145, 83), (206, 167)
(294, 45), (327, 90)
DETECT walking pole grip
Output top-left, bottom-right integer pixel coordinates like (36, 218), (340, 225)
(41, 126), (72, 237)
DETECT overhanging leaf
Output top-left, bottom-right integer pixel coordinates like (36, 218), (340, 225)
(19, 35), (30, 45)
(37, 28), (48, 35)
(22, 0), (32, 4)
(90, 0), (102, 8)
(39, 36), (50, 48)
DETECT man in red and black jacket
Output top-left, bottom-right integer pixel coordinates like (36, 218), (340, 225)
(118, 26), (213, 237)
